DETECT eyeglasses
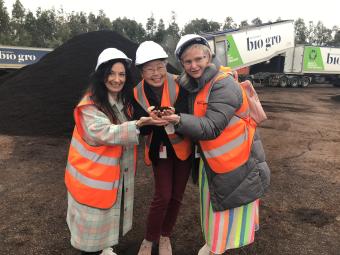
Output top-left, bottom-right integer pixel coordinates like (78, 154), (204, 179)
(142, 65), (166, 75)
(182, 56), (207, 67)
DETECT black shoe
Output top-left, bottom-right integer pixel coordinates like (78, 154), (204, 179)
(81, 251), (101, 255)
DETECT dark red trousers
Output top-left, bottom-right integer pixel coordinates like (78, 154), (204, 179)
(145, 155), (191, 241)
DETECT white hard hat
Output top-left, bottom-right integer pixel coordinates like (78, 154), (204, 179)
(175, 34), (210, 61)
(95, 48), (132, 71)
(135, 41), (168, 66)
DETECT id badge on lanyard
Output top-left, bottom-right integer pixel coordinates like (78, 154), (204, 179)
(159, 145), (167, 159)
(164, 124), (175, 134)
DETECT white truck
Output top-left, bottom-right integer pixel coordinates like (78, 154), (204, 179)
(204, 20), (340, 87)
(283, 45), (340, 87)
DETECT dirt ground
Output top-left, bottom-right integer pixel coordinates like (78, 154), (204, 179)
(1, 85), (340, 255)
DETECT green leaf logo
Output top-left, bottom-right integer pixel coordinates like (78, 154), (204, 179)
(226, 35), (243, 68)
(303, 47), (324, 71)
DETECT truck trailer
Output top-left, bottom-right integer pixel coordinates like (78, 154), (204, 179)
(245, 45), (340, 87)
(204, 20), (340, 87)
(282, 45), (340, 87)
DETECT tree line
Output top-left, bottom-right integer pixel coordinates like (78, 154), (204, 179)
(1, 0), (340, 55)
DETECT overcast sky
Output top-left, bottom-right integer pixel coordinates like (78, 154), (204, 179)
(3, 0), (340, 29)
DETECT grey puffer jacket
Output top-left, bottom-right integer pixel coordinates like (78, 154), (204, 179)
(175, 61), (270, 211)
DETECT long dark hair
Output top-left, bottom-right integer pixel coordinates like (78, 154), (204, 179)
(87, 59), (134, 123)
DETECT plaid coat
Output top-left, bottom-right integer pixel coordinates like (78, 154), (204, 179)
(66, 95), (139, 252)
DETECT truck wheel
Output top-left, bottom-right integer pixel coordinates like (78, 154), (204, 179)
(333, 79), (340, 87)
(268, 77), (274, 87)
(279, 76), (288, 88)
(301, 76), (310, 87)
(289, 77), (299, 88)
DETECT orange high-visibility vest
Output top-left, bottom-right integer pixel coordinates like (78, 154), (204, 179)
(134, 73), (191, 165)
(193, 70), (256, 173)
(65, 94), (123, 209)
(126, 106), (138, 175)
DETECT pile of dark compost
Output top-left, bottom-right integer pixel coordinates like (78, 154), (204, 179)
(0, 30), (178, 137)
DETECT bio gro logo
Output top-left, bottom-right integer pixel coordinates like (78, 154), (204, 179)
(247, 34), (282, 51)
(327, 53), (340, 65)
(0, 50), (37, 63)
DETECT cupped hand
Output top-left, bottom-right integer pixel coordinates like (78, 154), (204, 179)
(138, 116), (168, 126)
(161, 114), (180, 125)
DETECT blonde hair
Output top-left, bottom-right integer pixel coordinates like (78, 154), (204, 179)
(181, 44), (212, 63)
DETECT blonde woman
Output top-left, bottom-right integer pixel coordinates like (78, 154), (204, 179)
(163, 35), (270, 255)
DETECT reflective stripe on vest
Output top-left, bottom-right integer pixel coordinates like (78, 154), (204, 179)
(203, 123), (248, 158)
(134, 74), (191, 165)
(193, 71), (255, 173)
(65, 95), (123, 209)
(66, 162), (119, 190)
(70, 137), (120, 166)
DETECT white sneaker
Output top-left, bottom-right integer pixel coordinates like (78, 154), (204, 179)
(137, 239), (152, 255)
(100, 247), (117, 255)
(198, 244), (210, 255)
(159, 235), (172, 255)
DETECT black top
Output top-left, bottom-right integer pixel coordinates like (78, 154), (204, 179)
(132, 79), (189, 164)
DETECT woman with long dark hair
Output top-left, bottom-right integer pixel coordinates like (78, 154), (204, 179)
(65, 48), (167, 255)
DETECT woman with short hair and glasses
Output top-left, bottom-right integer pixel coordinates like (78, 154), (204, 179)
(132, 41), (192, 255)
(162, 34), (270, 255)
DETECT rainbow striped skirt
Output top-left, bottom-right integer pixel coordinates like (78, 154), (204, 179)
(199, 161), (259, 254)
